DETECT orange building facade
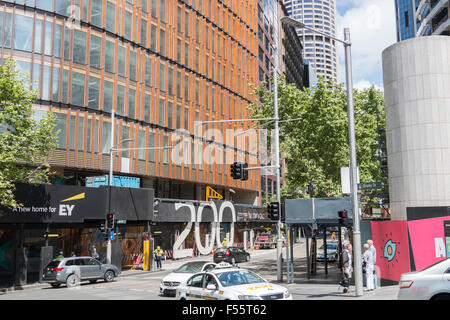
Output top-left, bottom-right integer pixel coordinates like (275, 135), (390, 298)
(1, 0), (261, 203)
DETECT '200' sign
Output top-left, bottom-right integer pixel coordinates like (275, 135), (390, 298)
(172, 201), (236, 256)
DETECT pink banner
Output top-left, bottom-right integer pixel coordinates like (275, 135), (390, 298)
(371, 220), (410, 282)
(407, 216), (450, 271)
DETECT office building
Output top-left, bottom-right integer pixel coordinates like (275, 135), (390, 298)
(396, 0), (450, 41)
(283, 0), (338, 83)
(0, 0), (260, 204)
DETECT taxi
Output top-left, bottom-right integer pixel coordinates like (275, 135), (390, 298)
(176, 263), (292, 300)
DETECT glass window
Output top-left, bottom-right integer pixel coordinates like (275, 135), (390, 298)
(163, 136), (169, 163)
(106, 1), (116, 33)
(103, 79), (113, 112)
(168, 67), (173, 96)
(77, 116), (84, 151)
(89, 34), (101, 69)
(62, 69), (69, 103)
(44, 21), (53, 56)
(32, 63), (40, 92)
(148, 131), (155, 161)
(42, 65), (51, 100)
(118, 45), (126, 77)
(104, 40), (115, 73)
(125, 10), (132, 40)
(71, 71), (85, 106)
(151, 0), (157, 19)
(116, 84), (125, 116)
(138, 129), (145, 160)
(144, 94), (151, 123)
(86, 117), (92, 152)
(184, 107), (189, 129)
(145, 57), (152, 87)
(167, 102), (173, 128)
(2, 12), (12, 49)
(140, 19), (147, 47)
(63, 27), (71, 60)
(36, 0), (53, 11)
(54, 113), (67, 148)
(73, 30), (86, 64)
(88, 76), (100, 110)
(52, 66), (60, 101)
(158, 98), (165, 126)
(176, 104), (181, 128)
(150, 24), (157, 51)
(159, 29), (165, 56)
(14, 14), (33, 52)
(159, 62), (165, 91)
(129, 51), (137, 81)
(69, 115), (76, 149)
(128, 88), (136, 119)
(34, 18), (43, 54)
(91, 0), (102, 27)
(184, 74), (189, 101)
(160, 0), (166, 22)
(102, 121), (111, 154)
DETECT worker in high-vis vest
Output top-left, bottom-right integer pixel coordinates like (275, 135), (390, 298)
(154, 246), (164, 269)
(221, 238), (228, 247)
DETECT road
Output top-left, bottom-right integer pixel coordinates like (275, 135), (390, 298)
(0, 240), (399, 300)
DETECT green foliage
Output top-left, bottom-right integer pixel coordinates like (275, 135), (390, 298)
(0, 59), (57, 208)
(249, 76), (386, 203)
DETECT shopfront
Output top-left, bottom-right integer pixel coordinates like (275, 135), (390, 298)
(0, 183), (153, 288)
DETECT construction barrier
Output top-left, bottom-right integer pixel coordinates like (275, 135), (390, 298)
(164, 250), (173, 259)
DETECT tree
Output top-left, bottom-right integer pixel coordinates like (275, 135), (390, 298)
(249, 76), (386, 208)
(0, 59), (57, 208)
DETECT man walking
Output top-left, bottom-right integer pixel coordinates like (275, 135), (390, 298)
(340, 243), (353, 293)
(367, 240), (377, 289)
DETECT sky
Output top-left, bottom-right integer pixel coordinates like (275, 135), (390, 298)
(335, 0), (397, 90)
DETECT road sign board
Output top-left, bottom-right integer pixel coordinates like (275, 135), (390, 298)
(358, 182), (382, 191)
(109, 231), (114, 241)
(117, 220), (127, 224)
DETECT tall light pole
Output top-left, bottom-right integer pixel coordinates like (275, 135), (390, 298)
(281, 16), (363, 296)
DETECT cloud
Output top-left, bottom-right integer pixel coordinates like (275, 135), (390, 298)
(337, 0), (397, 89)
(353, 79), (383, 92)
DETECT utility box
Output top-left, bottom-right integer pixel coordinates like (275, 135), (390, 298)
(86, 175), (140, 188)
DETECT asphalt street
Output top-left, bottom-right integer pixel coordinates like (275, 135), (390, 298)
(0, 240), (399, 300)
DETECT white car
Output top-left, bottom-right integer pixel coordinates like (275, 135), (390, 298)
(160, 260), (217, 296)
(398, 258), (450, 300)
(176, 264), (292, 300)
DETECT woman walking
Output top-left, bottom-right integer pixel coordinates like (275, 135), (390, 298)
(363, 244), (374, 291)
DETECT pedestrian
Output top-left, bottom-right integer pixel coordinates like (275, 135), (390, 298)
(367, 239), (378, 289)
(154, 246), (164, 269)
(363, 244), (374, 291)
(71, 251), (76, 257)
(340, 243), (353, 293)
(221, 238), (228, 247)
(91, 247), (100, 260)
(331, 232), (336, 241)
(56, 251), (64, 259)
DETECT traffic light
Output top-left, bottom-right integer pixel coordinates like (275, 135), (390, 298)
(338, 210), (347, 225)
(106, 213), (115, 229)
(230, 162), (249, 181)
(268, 202), (280, 221)
(241, 163), (248, 181)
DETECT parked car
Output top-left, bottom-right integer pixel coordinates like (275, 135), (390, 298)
(317, 242), (339, 262)
(398, 258), (450, 300)
(176, 263), (292, 300)
(42, 256), (120, 288)
(160, 261), (218, 296)
(213, 246), (250, 265)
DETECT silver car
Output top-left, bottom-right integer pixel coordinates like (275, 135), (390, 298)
(398, 258), (450, 300)
(42, 256), (120, 288)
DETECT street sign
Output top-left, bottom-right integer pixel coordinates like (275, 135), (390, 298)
(358, 182), (382, 191)
(117, 220), (127, 224)
(109, 231), (114, 241)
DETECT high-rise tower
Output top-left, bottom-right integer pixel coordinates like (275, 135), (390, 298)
(283, 0), (338, 83)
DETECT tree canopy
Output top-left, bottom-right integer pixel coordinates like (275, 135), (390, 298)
(0, 59), (57, 208)
(249, 76), (386, 204)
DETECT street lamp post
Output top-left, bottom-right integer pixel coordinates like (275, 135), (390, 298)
(281, 16), (363, 296)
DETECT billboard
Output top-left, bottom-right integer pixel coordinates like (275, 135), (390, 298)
(407, 216), (450, 271)
(371, 220), (410, 282)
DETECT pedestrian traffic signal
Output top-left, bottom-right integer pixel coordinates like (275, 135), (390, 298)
(242, 163), (248, 181)
(338, 210), (347, 225)
(268, 202), (280, 220)
(106, 213), (115, 229)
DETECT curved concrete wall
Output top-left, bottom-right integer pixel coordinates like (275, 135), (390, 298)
(382, 36), (450, 220)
